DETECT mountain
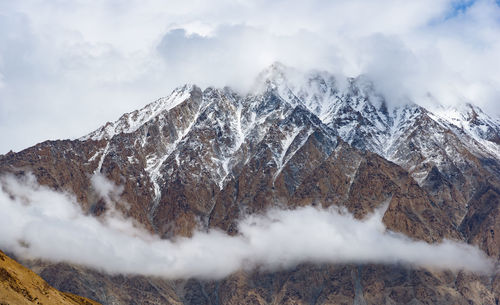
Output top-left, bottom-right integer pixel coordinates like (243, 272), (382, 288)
(0, 250), (100, 305)
(1, 63), (499, 304)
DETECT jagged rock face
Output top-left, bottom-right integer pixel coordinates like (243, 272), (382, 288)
(460, 185), (500, 259)
(209, 139), (459, 243)
(19, 261), (497, 305)
(1, 64), (500, 304)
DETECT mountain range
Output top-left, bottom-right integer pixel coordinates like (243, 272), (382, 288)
(1, 63), (499, 304)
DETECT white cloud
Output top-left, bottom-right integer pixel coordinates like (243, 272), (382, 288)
(0, 174), (493, 279)
(90, 173), (123, 207)
(1, 0), (500, 153)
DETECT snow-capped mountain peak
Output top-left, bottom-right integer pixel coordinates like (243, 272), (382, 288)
(81, 84), (196, 141)
(430, 103), (500, 145)
(79, 64), (500, 208)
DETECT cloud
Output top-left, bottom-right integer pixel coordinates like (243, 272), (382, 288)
(90, 173), (124, 206)
(155, 26), (339, 92)
(1, 0), (500, 153)
(0, 174), (493, 279)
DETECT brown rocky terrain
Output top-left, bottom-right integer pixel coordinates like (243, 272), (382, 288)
(1, 65), (499, 304)
(0, 250), (100, 305)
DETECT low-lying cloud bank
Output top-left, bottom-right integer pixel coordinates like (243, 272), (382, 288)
(0, 174), (494, 279)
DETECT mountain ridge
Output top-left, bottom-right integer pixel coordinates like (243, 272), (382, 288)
(78, 64), (500, 207)
(1, 63), (499, 304)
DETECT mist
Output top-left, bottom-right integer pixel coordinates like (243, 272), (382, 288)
(0, 174), (493, 279)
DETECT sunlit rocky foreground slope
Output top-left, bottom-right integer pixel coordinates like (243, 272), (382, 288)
(1, 63), (499, 304)
(0, 250), (100, 305)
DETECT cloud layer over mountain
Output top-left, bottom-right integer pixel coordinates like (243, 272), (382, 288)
(1, 0), (500, 153)
(0, 174), (493, 279)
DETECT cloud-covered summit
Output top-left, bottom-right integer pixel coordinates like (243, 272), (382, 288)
(1, 0), (500, 153)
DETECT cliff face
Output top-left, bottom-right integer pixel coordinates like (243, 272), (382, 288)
(0, 250), (101, 305)
(1, 64), (499, 304)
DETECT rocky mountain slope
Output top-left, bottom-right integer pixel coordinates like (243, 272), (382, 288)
(0, 250), (100, 305)
(1, 63), (499, 304)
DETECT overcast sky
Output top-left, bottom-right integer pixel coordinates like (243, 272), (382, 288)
(1, 0), (500, 153)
